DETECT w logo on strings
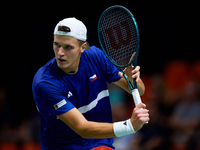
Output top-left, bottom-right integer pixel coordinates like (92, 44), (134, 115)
(105, 21), (132, 50)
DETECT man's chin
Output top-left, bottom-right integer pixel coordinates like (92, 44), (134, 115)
(57, 62), (67, 69)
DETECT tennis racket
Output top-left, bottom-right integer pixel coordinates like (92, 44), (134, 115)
(98, 5), (143, 109)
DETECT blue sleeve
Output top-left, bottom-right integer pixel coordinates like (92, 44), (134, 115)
(34, 81), (75, 116)
(103, 54), (121, 83)
(91, 46), (121, 83)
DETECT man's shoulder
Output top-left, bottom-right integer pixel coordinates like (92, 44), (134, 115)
(84, 46), (103, 55)
(83, 46), (106, 62)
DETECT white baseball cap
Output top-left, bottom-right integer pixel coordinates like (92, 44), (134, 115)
(54, 17), (87, 41)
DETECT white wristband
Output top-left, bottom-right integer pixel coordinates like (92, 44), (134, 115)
(113, 119), (136, 137)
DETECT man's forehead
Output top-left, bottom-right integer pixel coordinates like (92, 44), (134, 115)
(54, 35), (78, 45)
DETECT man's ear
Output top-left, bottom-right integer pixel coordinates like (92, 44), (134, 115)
(81, 42), (87, 53)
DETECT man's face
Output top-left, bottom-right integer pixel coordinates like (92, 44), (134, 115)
(53, 35), (86, 73)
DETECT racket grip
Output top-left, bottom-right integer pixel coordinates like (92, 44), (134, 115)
(132, 89), (148, 124)
(132, 89), (142, 106)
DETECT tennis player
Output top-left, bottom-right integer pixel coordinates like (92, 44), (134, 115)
(32, 17), (149, 150)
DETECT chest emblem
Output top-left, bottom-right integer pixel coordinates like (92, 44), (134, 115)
(89, 74), (97, 82)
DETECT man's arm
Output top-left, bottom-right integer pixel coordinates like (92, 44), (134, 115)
(57, 108), (115, 139)
(57, 103), (149, 139)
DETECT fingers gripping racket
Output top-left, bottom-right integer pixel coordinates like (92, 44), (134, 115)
(98, 5), (142, 108)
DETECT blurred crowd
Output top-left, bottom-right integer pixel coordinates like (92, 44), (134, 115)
(0, 84), (40, 150)
(0, 60), (200, 150)
(111, 60), (200, 150)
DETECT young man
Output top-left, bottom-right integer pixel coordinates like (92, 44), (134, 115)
(32, 17), (149, 150)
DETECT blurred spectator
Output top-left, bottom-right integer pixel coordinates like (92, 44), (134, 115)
(163, 60), (190, 92)
(163, 60), (191, 110)
(168, 81), (200, 150)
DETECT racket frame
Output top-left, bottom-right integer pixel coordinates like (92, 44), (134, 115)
(98, 5), (140, 90)
(98, 5), (148, 123)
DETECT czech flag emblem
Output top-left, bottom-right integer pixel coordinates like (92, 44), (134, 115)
(89, 74), (97, 82)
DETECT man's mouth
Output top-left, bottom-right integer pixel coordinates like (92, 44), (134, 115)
(58, 58), (66, 62)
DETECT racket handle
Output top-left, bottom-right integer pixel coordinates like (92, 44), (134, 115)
(132, 89), (142, 106)
(132, 89), (148, 124)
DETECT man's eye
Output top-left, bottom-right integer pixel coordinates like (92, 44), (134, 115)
(54, 42), (60, 47)
(65, 45), (73, 49)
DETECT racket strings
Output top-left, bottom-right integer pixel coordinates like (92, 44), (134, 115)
(99, 8), (138, 66)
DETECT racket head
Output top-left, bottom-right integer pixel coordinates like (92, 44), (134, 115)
(98, 5), (140, 69)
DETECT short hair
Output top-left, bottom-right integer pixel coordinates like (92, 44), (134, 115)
(58, 26), (71, 32)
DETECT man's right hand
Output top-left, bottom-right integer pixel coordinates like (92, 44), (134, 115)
(130, 103), (149, 131)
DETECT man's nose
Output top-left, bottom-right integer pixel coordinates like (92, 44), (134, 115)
(58, 47), (65, 55)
